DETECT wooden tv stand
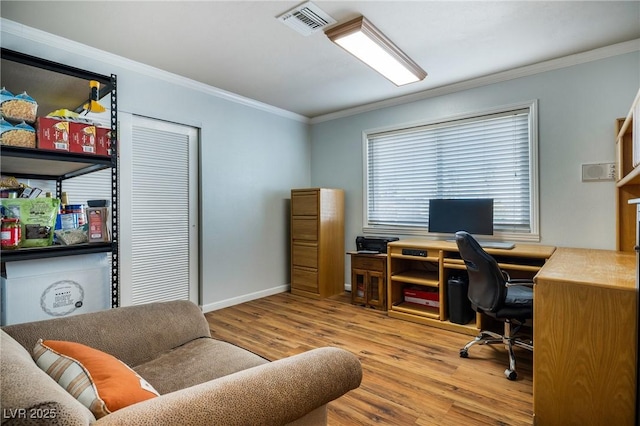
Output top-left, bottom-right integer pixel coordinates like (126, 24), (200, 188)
(386, 238), (556, 335)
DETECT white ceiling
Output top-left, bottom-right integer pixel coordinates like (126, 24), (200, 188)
(2, 1), (639, 118)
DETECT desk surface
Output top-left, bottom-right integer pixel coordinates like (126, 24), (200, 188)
(535, 247), (635, 291)
(387, 238), (556, 259)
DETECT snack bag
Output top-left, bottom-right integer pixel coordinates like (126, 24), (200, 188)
(1, 198), (60, 247)
(1, 90), (38, 123)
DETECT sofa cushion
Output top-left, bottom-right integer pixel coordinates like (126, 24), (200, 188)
(133, 337), (269, 394)
(33, 339), (159, 419)
(3, 300), (211, 367)
(1, 330), (96, 425)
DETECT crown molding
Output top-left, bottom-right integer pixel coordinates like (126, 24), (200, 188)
(310, 38), (640, 124)
(0, 18), (310, 124)
(2, 18), (637, 126)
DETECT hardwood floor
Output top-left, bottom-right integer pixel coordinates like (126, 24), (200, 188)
(204, 292), (533, 425)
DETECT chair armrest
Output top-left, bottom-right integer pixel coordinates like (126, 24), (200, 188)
(96, 347), (362, 426)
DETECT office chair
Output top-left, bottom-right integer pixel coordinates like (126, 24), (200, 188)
(454, 231), (533, 380)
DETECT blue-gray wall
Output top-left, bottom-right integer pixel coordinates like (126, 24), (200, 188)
(3, 19), (639, 298)
(310, 52), (640, 285)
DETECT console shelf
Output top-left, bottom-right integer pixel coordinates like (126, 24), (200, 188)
(392, 302), (440, 318)
(390, 270), (439, 287)
(1, 145), (112, 179)
(1, 242), (112, 262)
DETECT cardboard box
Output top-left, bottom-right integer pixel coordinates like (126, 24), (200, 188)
(37, 117), (69, 151)
(95, 126), (112, 156)
(68, 121), (96, 154)
(403, 286), (439, 308)
(0, 253), (110, 325)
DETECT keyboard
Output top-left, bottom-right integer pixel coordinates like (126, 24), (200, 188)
(478, 241), (515, 250)
(446, 239), (515, 250)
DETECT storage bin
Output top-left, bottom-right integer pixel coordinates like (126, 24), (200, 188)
(1, 253), (110, 325)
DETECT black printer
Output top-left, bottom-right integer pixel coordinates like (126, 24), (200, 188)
(355, 236), (399, 254)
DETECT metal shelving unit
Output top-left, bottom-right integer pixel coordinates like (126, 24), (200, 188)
(0, 48), (119, 308)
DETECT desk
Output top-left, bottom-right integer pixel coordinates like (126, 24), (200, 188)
(386, 239), (556, 335)
(534, 248), (637, 425)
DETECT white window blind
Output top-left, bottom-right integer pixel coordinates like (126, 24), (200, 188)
(366, 106), (535, 236)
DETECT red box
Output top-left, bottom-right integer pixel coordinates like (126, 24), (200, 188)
(36, 117), (69, 151)
(68, 121), (96, 154)
(403, 286), (439, 308)
(95, 126), (112, 157)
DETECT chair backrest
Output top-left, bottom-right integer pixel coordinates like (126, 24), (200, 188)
(455, 231), (506, 313)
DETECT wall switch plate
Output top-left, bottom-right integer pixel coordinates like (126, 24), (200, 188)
(582, 163), (616, 181)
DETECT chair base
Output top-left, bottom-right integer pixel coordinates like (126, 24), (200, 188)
(459, 321), (532, 380)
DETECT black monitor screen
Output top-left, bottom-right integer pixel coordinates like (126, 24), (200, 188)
(428, 198), (494, 236)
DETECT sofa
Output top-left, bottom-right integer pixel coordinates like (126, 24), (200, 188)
(1, 300), (362, 425)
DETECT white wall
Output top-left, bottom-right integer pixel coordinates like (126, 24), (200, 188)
(310, 52), (640, 285)
(1, 22), (311, 311)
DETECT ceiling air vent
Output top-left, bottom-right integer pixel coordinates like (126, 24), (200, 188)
(277, 1), (336, 36)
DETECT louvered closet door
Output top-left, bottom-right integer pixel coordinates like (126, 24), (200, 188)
(130, 116), (199, 305)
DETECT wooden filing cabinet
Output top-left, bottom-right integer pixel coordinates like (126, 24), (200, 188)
(291, 188), (344, 299)
(349, 252), (387, 310)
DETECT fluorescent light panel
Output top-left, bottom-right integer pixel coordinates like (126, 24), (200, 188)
(325, 16), (427, 86)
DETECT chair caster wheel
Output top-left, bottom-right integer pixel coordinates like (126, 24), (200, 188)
(505, 369), (517, 380)
(459, 349), (468, 358)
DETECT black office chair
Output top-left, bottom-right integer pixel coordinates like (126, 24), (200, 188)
(455, 231), (533, 380)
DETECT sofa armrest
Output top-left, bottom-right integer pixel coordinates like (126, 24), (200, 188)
(96, 347), (362, 426)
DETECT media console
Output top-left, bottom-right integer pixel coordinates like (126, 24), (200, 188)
(386, 238), (556, 335)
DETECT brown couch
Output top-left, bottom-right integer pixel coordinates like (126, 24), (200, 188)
(1, 300), (362, 425)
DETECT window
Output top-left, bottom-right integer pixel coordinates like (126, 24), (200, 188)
(364, 101), (538, 240)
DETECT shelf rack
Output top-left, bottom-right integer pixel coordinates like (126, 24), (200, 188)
(615, 87), (640, 252)
(0, 48), (119, 308)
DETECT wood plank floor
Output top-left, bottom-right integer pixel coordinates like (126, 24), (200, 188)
(204, 292), (533, 425)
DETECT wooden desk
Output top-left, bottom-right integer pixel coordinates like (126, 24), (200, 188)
(534, 248), (637, 425)
(387, 238), (556, 335)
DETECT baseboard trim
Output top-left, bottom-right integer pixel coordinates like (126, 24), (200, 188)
(201, 283), (350, 312)
(201, 285), (290, 313)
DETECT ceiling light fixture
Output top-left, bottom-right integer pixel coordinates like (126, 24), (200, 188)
(325, 16), (427, 86)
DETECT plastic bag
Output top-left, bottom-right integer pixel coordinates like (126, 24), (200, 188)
(1, 198), (59, 247)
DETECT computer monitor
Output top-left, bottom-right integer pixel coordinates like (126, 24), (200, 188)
(428, 198), (494, 236)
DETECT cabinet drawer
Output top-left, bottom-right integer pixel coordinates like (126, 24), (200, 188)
(292, 244), (318, 268)
(292, 267), (318, 293)
(292, 192), (318, 216)
(351, 255), (386, 272)
(292, 218), (318, 241)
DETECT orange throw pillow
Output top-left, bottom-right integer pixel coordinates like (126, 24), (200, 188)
(33, 339), (159, 418)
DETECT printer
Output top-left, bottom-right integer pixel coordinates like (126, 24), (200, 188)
(355, 236), (399, 254)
